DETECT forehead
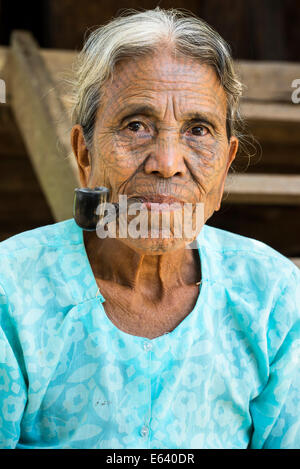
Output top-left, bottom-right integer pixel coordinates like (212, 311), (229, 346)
(101, 51), (227, 118)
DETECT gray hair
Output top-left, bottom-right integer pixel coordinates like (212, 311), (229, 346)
(70, 8), (244, 151)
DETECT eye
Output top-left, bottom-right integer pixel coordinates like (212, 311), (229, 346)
(127, 121), (144, 132)
(188, 125), (209, 137)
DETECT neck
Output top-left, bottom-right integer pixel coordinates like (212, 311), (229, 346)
(83, 233), (201, 300)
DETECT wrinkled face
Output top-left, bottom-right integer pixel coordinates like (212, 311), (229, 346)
(74, 50), (238, 254)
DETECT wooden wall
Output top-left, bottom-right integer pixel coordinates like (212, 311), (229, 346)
(1, 0), (300, 61)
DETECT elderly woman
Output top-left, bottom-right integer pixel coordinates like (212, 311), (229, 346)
(0, 8), (299, 450)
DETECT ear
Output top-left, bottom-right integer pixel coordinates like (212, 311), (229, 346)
(71, 125), (92, 187)
(215, 136), (239, 211)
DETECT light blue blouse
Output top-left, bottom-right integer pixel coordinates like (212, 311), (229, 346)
(0, 219), (299, 449)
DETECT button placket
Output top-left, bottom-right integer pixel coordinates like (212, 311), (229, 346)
(143, 341), (153, 352)
(139, 340), (152, 445)
(140, 425), (149, 438)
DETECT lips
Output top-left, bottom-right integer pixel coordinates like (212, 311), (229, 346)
(125, 195), (187, 214)
(128, 195), (185, 205)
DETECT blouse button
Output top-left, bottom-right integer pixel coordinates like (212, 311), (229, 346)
(140, 425), (149, 438)
(143, 342), (152, 351)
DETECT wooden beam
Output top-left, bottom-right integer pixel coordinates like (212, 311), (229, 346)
(40, 49), (75, 112)
(9, 32), (79, 222)
(224, 174), (300, 205)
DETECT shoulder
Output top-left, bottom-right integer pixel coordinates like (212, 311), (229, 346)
(200, 223), (298, 274)
(199, 224), (300, 303)
(0, 219), (89, 300)
(0, 218), (81, 254)
(201, 223), (293, 260)
(200, 225), (300, 365)
(0, 219), (98, 334)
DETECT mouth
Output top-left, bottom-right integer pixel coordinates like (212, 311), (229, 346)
(127, 195), (186, 212)
(128, 194), (185, 204)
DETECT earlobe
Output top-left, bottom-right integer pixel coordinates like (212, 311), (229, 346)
(71, 125), (92, 186)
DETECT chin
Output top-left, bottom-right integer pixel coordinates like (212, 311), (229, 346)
(119, 235), (198, 255)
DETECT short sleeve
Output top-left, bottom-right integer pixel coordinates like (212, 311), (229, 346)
(249, 266), (300, 449)
(0, 284), (27, 449)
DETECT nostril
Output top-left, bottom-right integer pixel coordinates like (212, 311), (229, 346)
(150, 169), (183, 178)
(144, 156), (186, 178)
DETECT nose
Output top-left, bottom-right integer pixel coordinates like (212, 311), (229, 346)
(144, 132), (186, 178)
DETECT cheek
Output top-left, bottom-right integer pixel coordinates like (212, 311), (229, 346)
(103, 130), (156, 172)
(187, 140), (229, 191)
(93, 133), (147, 192)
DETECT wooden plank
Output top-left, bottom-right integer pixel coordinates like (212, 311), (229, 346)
(243, 116), (300, 145)
(240, 101), (300, 145)
(241, 101), (300, 123)
(224, 174), (300, 204)
(236, 61), (300, 102)
(9, 32), (79, 222)
(291, 258), (300, 269)
(241, 142), (300, 174)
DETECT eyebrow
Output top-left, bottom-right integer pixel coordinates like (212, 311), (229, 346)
(118, 104), (223, 129)
(119, 105), (158, 124)
(181, 112), (223, 130)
